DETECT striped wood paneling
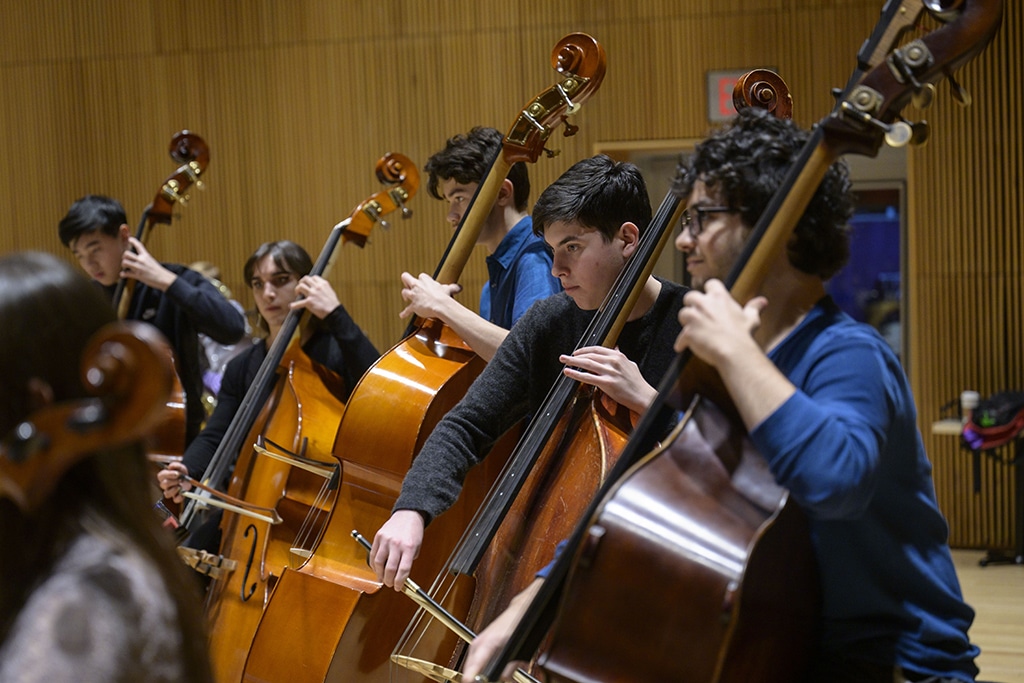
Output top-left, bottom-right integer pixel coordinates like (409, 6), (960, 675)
(0, 0), (1019, 549)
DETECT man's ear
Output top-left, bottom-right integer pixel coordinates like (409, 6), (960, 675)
(26, 377), (54, 412)
(618, 222), (641, 258)
(117, 223), (131, 243)
(495, 178), (514, 207)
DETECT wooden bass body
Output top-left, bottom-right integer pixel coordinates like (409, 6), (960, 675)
(539, 399), (818, 683)
(239, 319), (518, 682)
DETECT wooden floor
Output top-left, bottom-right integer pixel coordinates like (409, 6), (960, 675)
(952, 550), (1024, 683)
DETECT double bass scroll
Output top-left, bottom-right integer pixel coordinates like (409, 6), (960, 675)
(434, 32), (605, 288)
(1, 322), (174, 513)
(121, 131), (210, 469)
(733, 69), (793, 120)
(113, 131), (210, 320)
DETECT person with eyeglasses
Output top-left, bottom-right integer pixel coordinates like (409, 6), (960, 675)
(677, 201), (753, 291)
(672, 107), (978, 682)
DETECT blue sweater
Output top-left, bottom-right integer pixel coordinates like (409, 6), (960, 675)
(753, 297), (978, 681)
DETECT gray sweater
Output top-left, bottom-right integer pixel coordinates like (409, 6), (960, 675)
(394, 278), (687, 523)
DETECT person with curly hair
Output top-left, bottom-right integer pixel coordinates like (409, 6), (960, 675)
(673, 107), (978, 682)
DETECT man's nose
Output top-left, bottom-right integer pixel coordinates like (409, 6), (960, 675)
(675, 229), (694, 252)
(550, 255), (567, 278)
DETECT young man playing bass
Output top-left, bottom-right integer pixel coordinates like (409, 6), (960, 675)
(59, 194), (246, 445)
(371, 154), (688, 590)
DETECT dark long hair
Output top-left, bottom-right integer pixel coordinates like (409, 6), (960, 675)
(0, 251), (213, 682)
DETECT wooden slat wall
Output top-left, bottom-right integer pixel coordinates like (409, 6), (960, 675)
(0, 0), (1019, 549)
(911, 2), (1023, 551)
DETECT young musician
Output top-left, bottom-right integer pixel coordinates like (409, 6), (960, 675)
(371, 154), (687, 590)
(0, 251), (213, 683)
(672, 106), (978, 683)
(462, 108), (979, 683)
(399, 126), (562, 360)
(59, 195), (247, 444)
(157, 241), (379, 511)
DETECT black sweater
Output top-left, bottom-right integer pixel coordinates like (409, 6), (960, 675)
(107, 264), (246, 444)
(182, 305), (379, 482)
(394, 278), (687, 523)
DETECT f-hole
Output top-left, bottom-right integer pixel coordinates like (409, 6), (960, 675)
(240, 523), (259, 602)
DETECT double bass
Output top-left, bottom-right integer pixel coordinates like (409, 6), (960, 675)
(238, 34), (605, 683)
(483, 2), (1005, 681)
(175, 153), (416, 682)
(386, 70), (793, 683)
(117, 131), (211, 467)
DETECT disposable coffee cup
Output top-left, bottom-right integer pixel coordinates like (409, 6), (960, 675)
(960, 390), (980, 421)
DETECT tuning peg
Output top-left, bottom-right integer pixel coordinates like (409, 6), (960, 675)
(161, 178), (192, 205)
(883, 121), (914, 147)
(908, 120), (930, 146)
(886, 39), (943, 113)
(401, 206), (413, 219)
(561, 115), (579, 137)
(183, 161), (204, 188)
(542, 148), (561, 159)
(839, 99), (926, 149)
(361, 199), (383, 226)
(947, 72), (972, 107)
(912, 83), (936, 110)
(883, 119), (930, 148)
(379, 220), (391, 231)
(923, 0), (963, 23)
(6, 420), (41, 463)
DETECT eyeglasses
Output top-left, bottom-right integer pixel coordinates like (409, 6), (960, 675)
(679, 205), (740, 238)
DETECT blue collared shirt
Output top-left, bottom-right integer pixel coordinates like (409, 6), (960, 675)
(479, 216), (561, 328)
